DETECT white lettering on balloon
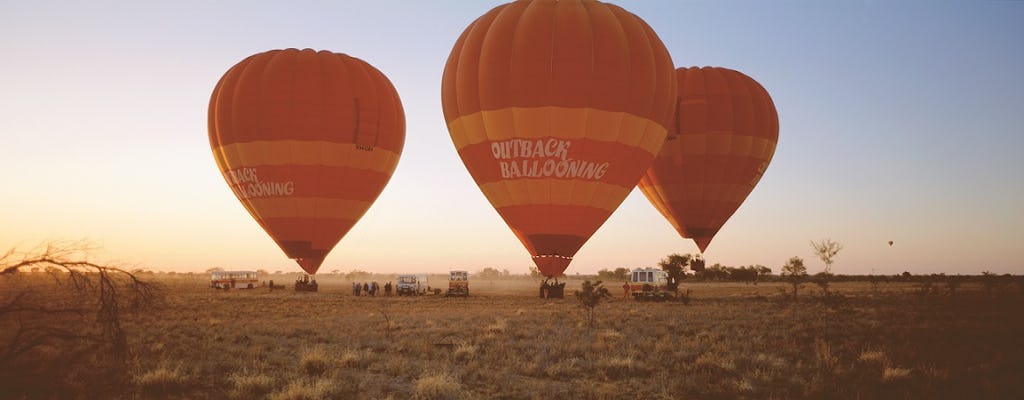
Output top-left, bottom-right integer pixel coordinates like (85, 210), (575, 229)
(224, 168), (295, 199)
(490, 138), (609, 180)
(749, 161), (769, 186)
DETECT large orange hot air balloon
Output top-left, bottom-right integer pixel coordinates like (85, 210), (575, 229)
(442, 0), (676, 278)
(208, 48), (404, 275)
(638, 67), (778, 253)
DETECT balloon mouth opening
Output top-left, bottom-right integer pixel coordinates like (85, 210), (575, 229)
(533, 255), (572, 261)
(533, 254), (572, 277)
(296, 257), (325, 275)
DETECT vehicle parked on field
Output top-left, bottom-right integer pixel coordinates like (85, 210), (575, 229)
(629, 268), (672, 301)
(396, 274), (429, 296)
(447, 270), (469, 297)
(210, 270), (260, 289)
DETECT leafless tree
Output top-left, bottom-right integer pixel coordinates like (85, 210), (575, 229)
(0, 240), (162, 398)
(810, 238), (843, 274)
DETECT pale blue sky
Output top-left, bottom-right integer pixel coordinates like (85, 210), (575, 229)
(2, 1), (1022, 275)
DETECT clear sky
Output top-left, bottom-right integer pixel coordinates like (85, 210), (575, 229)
(2, 1), (1022, 275)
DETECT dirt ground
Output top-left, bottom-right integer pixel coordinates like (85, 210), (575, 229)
(5, 273), (1024, 399)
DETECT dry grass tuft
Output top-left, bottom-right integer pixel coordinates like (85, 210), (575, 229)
(337, 347), (368, 368)
(858, 349), (888, 364)
(918, 364), (949, 381)
(229, 370), (275, 399)
(814, 338), (839, 372)
(269, 378), (335, 400)
(695, 352), (736, 372)
(596, 329), (624, 342)
(754, 352), (788, 370)
(883, 366), (912, 381)
(733, 377), (755, 393)
(453, 342), (478, 361)
(485, 318), (508, 334)
(134, 364), (189, 395)
(596, 354), (643, 379)
(299, 345), (331, 376)
(545, 357), (585, 379)
(593, 328), (626, 351)
(413, 370), (465, 400)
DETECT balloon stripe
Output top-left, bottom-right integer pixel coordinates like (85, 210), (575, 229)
(456, 138), (656, 188)
(480, 180), (629, 211)
(449, 107), (667, 155)
(221, 165), (390, 200)
(641, 183), (754, 206)
(245, 197), (372, 220)
(646, 153), (772, 185)
(214, 141), (399, 172)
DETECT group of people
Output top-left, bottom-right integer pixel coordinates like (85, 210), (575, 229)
(295, 274), (318, 291)
(539, 280), (566, 298)
(352, 281), (392, 296)
(296, 274), (317, 286)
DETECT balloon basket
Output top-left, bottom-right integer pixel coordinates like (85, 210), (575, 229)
(539, 281), (565, 299)
(295, 276), (319, 292)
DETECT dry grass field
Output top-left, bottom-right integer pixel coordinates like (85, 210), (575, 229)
(4, 273), (1024, 399)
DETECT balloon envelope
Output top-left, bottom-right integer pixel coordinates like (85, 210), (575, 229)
(442, 0), (676, 276)
(208, 48), (405, 274)
(638, 67), (778, 253)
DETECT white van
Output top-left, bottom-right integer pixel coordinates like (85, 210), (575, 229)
(396, 274), (429, 296)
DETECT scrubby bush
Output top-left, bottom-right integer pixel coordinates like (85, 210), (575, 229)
(781, 257), (808, 300)
(574, 280), (611, 328)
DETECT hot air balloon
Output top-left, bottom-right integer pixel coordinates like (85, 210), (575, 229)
(208, 48), (405, 276)
(888, 240), (894, 247)
(638, 67), (778, 253)
(442, 0), (676, 283)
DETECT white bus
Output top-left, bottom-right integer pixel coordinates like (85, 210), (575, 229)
(210, 270), (260, 289)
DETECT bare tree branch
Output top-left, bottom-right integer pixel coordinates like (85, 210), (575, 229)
(1, 240), (164, 397)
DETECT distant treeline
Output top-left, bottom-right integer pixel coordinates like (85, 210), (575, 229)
(195, 266), (1020, 286)
(596, 265), (1022, 285)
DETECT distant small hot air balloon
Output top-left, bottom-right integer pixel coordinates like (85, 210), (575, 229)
(888, 240), (894, 247)
(638, 67), (779, 253)
(442, 0), (676, 279)
(208, 48), (405, 275)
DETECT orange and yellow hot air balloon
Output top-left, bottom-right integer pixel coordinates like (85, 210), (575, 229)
(208, 48), (404, 275)
(442, 0), (676, 277)
(638, 66), (778, 253)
